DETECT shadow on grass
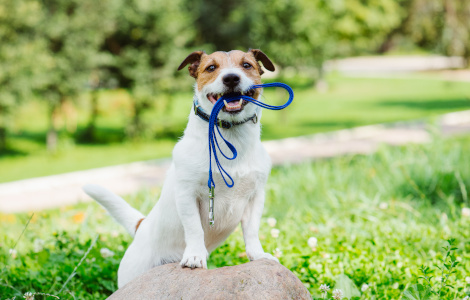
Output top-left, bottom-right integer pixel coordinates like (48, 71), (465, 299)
(153, 122), (186, 140)
(10, 131), (47, 143)
(0, 147), (28, 157)
(75, 126), (126, 144)
(0, 131), (45, 158)
(298, 120), (358, 130)
(379, 98), (470, 111)
(396, 171), (469, 205)
(264, 76), (316, 90)
(76, 125), (185, 144)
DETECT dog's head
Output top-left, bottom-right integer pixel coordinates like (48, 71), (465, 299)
(178, 49), (275, 122)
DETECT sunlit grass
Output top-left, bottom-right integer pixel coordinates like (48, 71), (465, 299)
(1, 75), (470, 182)
(0, 140), (175, 183)
(1, 135), (469, 299)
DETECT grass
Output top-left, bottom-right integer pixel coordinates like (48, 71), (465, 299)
(1, 134), (470, 299)
(1, 74), (469, 182)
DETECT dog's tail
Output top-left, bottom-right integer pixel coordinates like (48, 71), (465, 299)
(83, 184), (145, 237)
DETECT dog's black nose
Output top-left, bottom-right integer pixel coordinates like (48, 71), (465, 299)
(222, 73), (240, 88)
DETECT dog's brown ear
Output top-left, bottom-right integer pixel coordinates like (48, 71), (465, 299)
(250, 49), (275, 74)
(178, 51), (205, 78)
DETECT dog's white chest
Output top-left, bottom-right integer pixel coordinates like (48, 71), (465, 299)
(197, 170), (264, 251)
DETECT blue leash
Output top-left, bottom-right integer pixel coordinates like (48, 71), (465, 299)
(207, 82), (294, 225)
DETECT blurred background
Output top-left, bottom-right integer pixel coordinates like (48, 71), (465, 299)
(2, 1), (470, 299)
(0, 0), (469, 182)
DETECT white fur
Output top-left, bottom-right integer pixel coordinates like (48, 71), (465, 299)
(83, 63), (277, 288)
(82, 184), (144, 237)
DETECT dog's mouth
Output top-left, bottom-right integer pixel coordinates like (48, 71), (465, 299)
(207, 89), (255, 113)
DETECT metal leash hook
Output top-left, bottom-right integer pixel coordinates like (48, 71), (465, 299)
(209, 186), (215, 226)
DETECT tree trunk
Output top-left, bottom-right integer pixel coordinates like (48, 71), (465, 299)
(273, 67), (289, 125)
(277, 88), (288, 125)
(315, 63), (328, 93)
(377, 0), (413, 54)
(83, 90), (99, 142)
(164, 92), (174, 115)
(47, 102), (59, 153)
(127, 98), (145, 139)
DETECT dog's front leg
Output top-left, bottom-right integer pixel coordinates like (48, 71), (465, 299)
(175, 183), (208, 269)
(241, 189), (279, 263)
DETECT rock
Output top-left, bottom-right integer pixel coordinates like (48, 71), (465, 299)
(108, 259), (311, 300)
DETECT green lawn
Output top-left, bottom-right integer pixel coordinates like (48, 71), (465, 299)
(1, 135), (469, 299)
(1, 75), (469, 183)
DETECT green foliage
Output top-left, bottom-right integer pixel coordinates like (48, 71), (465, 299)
(1, 0), (470, 151)
(403, 284), (433, 300)
(406, 0), (470, 62)
(1, 230), (123, 299)
(0, 0), (44, 151)
(334, 274), (361, 299)
(29, 0), (115, 152)
(183, 0), (470, 71)
(0, 0), (470, 152)
(1, 136), (470, 299)
(102, 0), (195, 139)
(249, 0), (405, 70)
(188, 0), (406, 73)
(409, 239), (461, 299)
(187, 0), (249, 51)
(34, 0), (114, 103)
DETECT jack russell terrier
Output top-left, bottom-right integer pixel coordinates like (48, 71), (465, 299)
(84, 49), (278, 288)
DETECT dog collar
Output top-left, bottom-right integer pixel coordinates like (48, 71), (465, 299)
(193, 99), (258, 129)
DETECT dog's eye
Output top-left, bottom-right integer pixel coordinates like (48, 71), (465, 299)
(206, 65), (216, 72)
(242, 62), (252, 69)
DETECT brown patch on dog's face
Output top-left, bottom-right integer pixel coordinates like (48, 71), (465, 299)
(178, 50), (275, 91)
(178, 50), (275, 113)
(194, 50), (265, 91)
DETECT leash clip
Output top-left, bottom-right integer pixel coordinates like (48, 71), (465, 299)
(252, 113), (258, 124)
(208, 186), (215, 226)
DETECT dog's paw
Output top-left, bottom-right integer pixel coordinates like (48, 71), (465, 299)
(248, 252), (279, 263)
(180, 253), (207, 269)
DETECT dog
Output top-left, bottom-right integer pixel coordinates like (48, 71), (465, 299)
(83, 49), (278, 288)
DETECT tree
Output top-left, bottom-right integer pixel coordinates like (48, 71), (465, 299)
(405, 0), (470, 64)
(102, 0), (195, 140)
(0, 0), (43, 152)
(33, 0), (114, 152)
(247, 0), (403, 79)
(180, 0), (405, 81)
(186, 0), (253, 51)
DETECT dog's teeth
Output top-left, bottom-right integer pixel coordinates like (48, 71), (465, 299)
(223, 100), (228, 106)
(239, 99), (243, 105)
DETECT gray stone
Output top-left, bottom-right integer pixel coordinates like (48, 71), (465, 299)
(108, 259), (311, 300)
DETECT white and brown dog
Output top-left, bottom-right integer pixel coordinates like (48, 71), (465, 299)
(84, 49), (277, 288)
